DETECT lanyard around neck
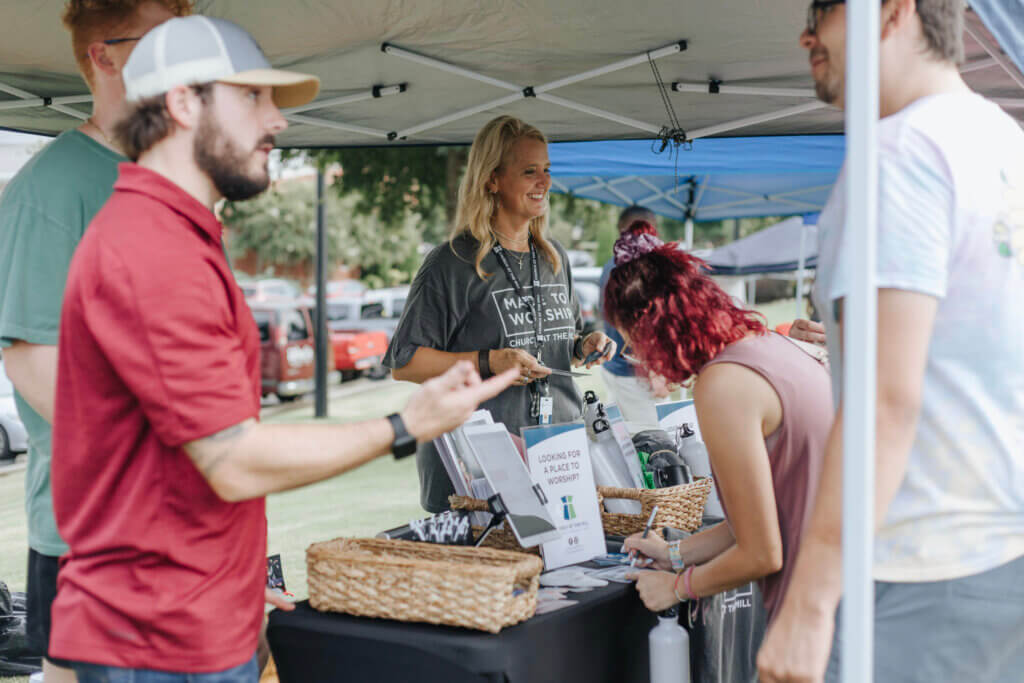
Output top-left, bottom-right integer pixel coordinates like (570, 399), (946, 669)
(492, 239), (544, 361)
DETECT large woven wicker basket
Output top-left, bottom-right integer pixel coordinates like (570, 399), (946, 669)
(450, 477), (711, 553)
(307, 537), (544, 633)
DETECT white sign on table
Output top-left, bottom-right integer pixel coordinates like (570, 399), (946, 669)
(521, 422), (605, 570)
(656, 399), (702, 440)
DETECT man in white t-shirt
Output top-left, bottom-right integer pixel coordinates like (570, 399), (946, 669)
(758, 1), (1024, 682)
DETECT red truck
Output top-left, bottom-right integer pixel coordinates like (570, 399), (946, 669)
(248, 300), (387, 401)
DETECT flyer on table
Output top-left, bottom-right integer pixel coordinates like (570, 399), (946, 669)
(521, 422), (605, 570)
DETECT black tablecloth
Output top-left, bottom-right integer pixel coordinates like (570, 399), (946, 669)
(268, 580), (657, 683)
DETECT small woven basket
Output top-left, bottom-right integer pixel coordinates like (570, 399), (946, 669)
(598, 478), (712, 536)
(307, 537), (543, 633)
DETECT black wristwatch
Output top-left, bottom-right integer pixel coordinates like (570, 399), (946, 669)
(387, 413), (417, 459)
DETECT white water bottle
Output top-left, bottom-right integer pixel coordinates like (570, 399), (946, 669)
(649, 609), (690, 683)
(583, 390), (602, 440)
(677, 424), (724, 518)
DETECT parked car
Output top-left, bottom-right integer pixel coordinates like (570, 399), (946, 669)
(248, 301), (339, 401)
(306, 279), (367, 299)
(330, 328), (390, 381)
(0, 361), (29, 461)
(361, 286), (409, 320)
(240, 277), (302, 302)
(324, 298), (400, 340)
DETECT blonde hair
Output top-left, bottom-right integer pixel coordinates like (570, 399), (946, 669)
(62, 0), (192, 88)
(452, 115), (561, 279)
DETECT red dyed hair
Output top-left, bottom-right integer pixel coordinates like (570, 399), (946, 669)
(604, 238), (766, 385)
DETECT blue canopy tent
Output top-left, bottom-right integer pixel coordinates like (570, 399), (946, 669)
(548, 135), (845, 222)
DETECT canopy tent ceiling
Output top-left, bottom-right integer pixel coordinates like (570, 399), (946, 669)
(548, 136), (843, 221)
(1, 2), (1021, 147)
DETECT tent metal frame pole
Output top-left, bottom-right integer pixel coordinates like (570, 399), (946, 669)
(795, 221), (808, 320)
(692, 177), (709, 219)
(285, 113), (390, 139)
(382, 43), (521, 91)
(0, 79), (89, 121)
(550, 177), (571, 193)
(964, 23), (1024, 91)
(535, 41), (686, 93)
(395, 92), (524, 140)
(575, 175), (643, 193)
(585, 176), (635, 205)
(700, 194), (822, 213)
(686, 101), (829, 140)
(672, 81), (816, 98)
(843, 1), (880, 681)
(535, 93), (661, 135)
(383, 40), (680, 140)
(0, 94), (93, 112)
(283, 84), (406, 115)
(634, 177), (689, 213)
(668, 53), (1002, 103)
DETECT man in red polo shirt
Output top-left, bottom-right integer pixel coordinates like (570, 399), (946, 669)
(50, 16), (516, 682)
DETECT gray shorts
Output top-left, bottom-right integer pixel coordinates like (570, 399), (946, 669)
(826, 554), (1024, 683)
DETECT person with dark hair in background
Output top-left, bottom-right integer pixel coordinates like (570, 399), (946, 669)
(606, 224), (833, 639)
(596, 206), (668, 432)
(385, 114), (615, 513)
(0, 3), (189, 681)
(758, 1), (1024, 681)
(48, 17), (516, 682)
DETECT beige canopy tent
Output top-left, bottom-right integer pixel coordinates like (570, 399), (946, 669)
(1, 2), (1020, 145)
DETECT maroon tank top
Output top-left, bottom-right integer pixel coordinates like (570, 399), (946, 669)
(702, 332), (833, 623)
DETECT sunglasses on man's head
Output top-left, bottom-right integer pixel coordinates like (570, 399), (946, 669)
(806, 0), (845, 35)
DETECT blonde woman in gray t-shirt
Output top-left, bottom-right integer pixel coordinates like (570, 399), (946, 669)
(384, 115), (615, 512)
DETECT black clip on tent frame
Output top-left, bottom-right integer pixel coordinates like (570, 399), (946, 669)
(473, 493), (509, 547)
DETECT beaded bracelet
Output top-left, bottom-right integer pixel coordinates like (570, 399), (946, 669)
(683, 565), (698, 601)
(673, 570), (686, 603)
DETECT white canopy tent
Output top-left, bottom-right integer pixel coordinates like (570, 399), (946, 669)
(3, 3), (1024, 681)
(0, 2), (1021, 146)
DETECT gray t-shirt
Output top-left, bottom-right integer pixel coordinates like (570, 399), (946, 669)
(385, 234), (583, 512)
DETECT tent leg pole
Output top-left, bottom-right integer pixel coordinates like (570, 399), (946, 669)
(684, 217), (694, 250)
(314, 169), (329, 419)
(842, 1), (880, 682)
(796, 222), (808, 320)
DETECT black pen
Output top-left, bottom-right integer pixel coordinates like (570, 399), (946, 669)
(630, 505), (659, 567)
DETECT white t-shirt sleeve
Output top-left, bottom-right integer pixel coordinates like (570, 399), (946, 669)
(828, 124), (953, 302)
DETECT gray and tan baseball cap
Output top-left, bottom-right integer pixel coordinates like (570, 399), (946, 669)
(123, 16), (319, 108)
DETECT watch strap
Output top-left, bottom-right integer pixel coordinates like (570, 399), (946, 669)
(387, 413), (417, 459)
(478, 349), (493, 379)
(572, 335), (586, 361)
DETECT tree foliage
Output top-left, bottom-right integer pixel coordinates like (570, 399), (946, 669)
(222, 180), (425, 289)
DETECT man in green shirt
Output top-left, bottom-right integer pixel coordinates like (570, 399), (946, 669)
(0, 2), (187, 680)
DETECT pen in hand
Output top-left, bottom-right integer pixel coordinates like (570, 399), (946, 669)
(629, 505), (659, 568)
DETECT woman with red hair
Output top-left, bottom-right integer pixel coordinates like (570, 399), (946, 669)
(611, 222), (832, 627)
